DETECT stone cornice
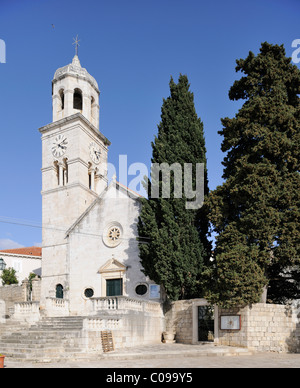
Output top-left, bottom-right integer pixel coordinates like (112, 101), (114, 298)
(53, 63), (100, 95)
(39, 113), (111, 146)
(41, 182), (102, 198)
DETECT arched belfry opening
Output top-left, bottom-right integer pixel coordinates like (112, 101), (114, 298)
(91, 96), (95, 119)
(59, 89), (65, 110)
(73, 88), (82, 110)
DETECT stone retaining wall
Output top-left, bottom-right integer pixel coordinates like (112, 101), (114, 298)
(0, 284), (26, 316)
(218, 303), (299, 353)
(166, 300), (300, 353)
(0, 279), (41, 317)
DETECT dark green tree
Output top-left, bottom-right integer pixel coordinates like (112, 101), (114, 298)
(1, 267), (18, 286)
(138, 74), (211, 301)
(206, 42), (300, 307)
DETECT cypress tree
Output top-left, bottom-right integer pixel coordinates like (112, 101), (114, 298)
(206, 42), (300, 307)
(138, 74), (211, 301)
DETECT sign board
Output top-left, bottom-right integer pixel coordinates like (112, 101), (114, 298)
(220, 315), (241, 330)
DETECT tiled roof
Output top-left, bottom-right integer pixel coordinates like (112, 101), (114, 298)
(0, 246), (42, 257)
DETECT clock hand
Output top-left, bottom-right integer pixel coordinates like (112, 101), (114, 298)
(57, 141), (67, 148)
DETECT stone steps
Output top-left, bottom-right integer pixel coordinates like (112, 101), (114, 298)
(0, 336), (83, 345)
(0, 316), (97, 361)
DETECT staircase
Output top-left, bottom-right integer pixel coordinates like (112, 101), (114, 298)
(0, 317), (102, 362)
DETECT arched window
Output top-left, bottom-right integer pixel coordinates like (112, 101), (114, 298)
(59, 89), (65, 110)
(91, 96), (95, 119)
(73, 88), (82, 110)
(63, 158), (68, 186)
(54, 161), (59, 186)
(54, 160), (68, 187)
(56, 284), (64, 299)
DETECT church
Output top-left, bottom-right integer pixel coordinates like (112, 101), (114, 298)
(0, 51), (299, 359)
(39, 53), (161, 316)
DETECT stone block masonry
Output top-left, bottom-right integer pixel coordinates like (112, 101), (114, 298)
(165, 299), (299, 353)
(164, 299), (194, 344)
(0, 284), (27, 317)
(218, 303), (300, 353)
(0, 279), (41, 317)
(0, 300), (5, 323)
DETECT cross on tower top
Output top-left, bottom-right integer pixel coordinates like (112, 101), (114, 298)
(72, 35), (80, 56)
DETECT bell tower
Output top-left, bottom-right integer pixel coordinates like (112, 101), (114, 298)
(52, 54), (100, 129)
(39, 50), (111, 309)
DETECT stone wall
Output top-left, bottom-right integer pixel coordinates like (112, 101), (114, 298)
(113, 310), (165, 348)
(0, 300), (5, 323)
(87, 296), (165, 348)
(0, 284), (27, 316)
(165, 299), (300, 353)
(218, 303), (300, 353)
(0, 278), (41, 317)
(164, 299), (194, 344)
(65, 307), (164, 351)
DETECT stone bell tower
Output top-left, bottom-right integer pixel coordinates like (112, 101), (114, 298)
(52, 54), (100, 128)
(39, 50), (110, 309)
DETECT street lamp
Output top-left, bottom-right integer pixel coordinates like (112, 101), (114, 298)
(0, 258), (6, 270)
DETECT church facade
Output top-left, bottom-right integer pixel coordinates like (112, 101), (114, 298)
(39, 54), (161, 316)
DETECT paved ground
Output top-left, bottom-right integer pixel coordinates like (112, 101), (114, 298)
(2, 343), (300, 368)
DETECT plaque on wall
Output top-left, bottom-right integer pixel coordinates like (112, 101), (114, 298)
(220, 315), (241, 330)
(149, 284), (160, 299)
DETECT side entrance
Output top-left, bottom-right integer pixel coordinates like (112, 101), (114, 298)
(192, 299), (218, 344)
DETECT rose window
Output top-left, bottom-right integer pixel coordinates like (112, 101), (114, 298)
(108, 227), (121, 242)
(103, 223), (123, 247)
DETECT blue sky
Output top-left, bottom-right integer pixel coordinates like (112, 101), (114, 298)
(0, 0), (299, 249)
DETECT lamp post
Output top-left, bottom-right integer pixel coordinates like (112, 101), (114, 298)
(0, 258), (6, 271)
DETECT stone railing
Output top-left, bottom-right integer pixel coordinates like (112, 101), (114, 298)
(89, 296), (163, 316)
(13, 301), (40, 323)
(83, 317), (121, 331)
(45, 297), (69, 316)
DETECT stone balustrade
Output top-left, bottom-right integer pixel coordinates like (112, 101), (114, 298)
(90, 296), (163, 316)
(83, 317), (121, 331)
(45, 297), (69, 316)
(13, 301), (40, 323)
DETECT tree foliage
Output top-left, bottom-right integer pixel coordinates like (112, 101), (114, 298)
(138, 74), (211, 301)
(1, 267), (18, 286)
(206, 42), (300, 307)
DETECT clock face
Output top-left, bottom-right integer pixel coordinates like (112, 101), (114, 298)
(89, 142), (101, 164)
(52, 134), (68, 158)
